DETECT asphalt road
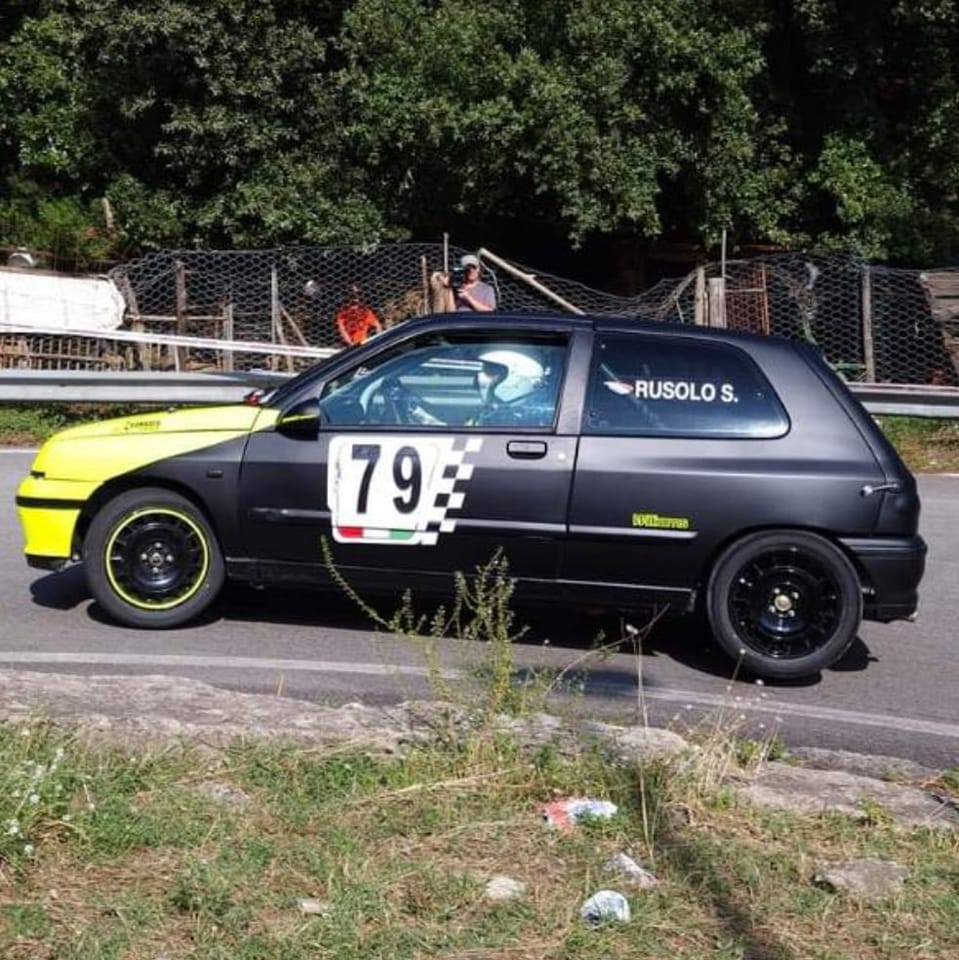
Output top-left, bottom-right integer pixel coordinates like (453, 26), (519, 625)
(2, 449), (957, 768)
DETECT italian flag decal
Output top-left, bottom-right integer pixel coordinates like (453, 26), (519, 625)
(335, 526), (416, 542)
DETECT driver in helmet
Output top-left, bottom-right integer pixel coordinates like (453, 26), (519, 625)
(471, 348), (551, 425)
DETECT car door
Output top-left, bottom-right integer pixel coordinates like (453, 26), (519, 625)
(562, 329), (884, 608)
(238, 323), (588, 592)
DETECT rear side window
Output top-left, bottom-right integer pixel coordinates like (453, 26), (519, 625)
(584, 334), (789, 438)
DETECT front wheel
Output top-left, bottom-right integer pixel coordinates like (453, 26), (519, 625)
(706, 530), (862, 680)
(83, 488), (225, 628)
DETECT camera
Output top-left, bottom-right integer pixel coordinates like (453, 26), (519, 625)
(449, 265), (466, 292)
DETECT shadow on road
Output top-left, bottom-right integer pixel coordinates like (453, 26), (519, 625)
(29, 565), (89, 610)
(30, 571), (877, 686)
(493, 606), (874, 688)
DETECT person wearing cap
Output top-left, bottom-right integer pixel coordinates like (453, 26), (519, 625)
(454, 254), (497, 312)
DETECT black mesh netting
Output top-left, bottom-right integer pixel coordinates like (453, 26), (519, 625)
(1, 244), (956, 385)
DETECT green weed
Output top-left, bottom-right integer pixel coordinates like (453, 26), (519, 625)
(876, 415), (959, 472)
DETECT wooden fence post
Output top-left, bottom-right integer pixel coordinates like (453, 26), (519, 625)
(707, 277), (727, 328)
(280, 306), (309, 347)
(694, 267), (706, 325)
(862, 265), (877, 382)
(420, 255), (430, 315)
(270, 266), (284, 373)
(174, 261), (187, 371)
(118, 274), (150, 371)
(222, 298), (235, 373)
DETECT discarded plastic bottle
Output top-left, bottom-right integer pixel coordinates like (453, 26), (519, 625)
(580, 890), (631, 925)
(542, 798), (618, 832)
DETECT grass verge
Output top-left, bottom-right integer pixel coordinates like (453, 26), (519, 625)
(0, 717), (956, 960)
(875, 416), (959, 473)
(0, 404), (149, 446)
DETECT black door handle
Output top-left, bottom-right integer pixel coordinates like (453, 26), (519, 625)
(507, 440), (547, 459)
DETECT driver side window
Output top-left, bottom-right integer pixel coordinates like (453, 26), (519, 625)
(319, 333), (568, 430)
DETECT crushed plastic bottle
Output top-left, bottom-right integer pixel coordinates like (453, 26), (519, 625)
(580, 889), (631, 925)
(542, 798), (618, 833)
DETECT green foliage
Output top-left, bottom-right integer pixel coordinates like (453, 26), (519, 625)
(0, 403), (69, 442)
(336, 0), (790, 245)
(1, 1), (958, 261)
(0, 403), (173, 444)
(0, 180), (113, 266)
(876, 415), (959, 473)
(809, 135), (916, 260)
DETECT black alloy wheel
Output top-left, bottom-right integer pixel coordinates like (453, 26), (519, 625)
(83, 487), (225, 629)
(106, 509), (208, 610)
(707, 530), (862, 680)
(728, 548), (841, 661)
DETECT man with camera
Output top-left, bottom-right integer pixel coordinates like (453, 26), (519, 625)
(450, 254), (497, 312)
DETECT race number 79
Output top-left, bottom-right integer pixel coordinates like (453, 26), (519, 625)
(328, 434), (478, 545)
(351, 443), (421, 514)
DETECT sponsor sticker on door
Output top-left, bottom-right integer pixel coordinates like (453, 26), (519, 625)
(605, 379), (739, 403)
(328, 435), (483, 545)
(632, 512), (691, 531)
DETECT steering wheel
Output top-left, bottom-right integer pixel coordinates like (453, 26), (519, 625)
(371, 377), (444, 425)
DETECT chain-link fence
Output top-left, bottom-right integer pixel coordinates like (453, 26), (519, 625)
(2, 243), (957, 386)
(661, 255), (959, 387)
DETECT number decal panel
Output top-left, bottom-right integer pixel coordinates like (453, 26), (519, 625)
(328, 435), (483, 545)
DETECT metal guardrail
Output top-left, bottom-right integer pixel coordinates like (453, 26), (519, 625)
(847, 383), (959, 419)
(0, 370), (289, 404)
(0, 369), (958, 416)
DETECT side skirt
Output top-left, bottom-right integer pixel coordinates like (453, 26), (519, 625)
(225, 558), (693, 612)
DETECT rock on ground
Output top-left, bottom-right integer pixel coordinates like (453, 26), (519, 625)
(579, 719), (690, 763)
(602, 852), (659, 889)
(0, 668), (952, 838)
(734, 761), (958, 830)
(190, 780), (252, 810)
(789, 746), (938, 783)
(0, 670), (690, 762)
(297, 898), (331, 917)
(484, 875), (526, 902)
(0, 671), (461, 753)
(813, 858), (908, 899)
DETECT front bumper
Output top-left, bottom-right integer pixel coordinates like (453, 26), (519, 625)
(16, 476), (97, 566)
(26, 554), (71, 572)
(841, 535), (927, 622)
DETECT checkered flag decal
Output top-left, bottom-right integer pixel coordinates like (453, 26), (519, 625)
(419, 436), (483, 545)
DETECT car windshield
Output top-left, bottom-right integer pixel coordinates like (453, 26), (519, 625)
(260, 352), (341, 407)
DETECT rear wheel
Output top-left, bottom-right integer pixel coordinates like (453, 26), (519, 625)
(83, 488), (225, 628)
(706, 530), (862, 680)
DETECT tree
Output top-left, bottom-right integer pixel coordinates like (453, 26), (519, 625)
(0, 0), (377, 257)
(337, 0), (797, 247)
(0, 0), (957, 264)
(766, 0), (959, 260)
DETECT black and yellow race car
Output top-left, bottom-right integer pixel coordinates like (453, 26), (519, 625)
(16, 312), (926, 680)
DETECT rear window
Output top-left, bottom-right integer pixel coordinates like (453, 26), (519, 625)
(584, 334), (789, 438)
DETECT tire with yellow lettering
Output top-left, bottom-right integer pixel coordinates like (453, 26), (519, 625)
(82, 488), (225, 628)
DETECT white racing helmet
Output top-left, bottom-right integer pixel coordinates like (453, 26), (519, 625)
(477, 348), (547, 403)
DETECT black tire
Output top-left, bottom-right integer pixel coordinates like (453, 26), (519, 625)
(706, 530), (862, 680)
(82, 487), (225, 629)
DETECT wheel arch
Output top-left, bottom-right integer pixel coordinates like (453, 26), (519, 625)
(693, 524), (873, 606)
(72, 477), (220, 558)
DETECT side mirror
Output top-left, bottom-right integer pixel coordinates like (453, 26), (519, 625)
(276, 398), (322, 439)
